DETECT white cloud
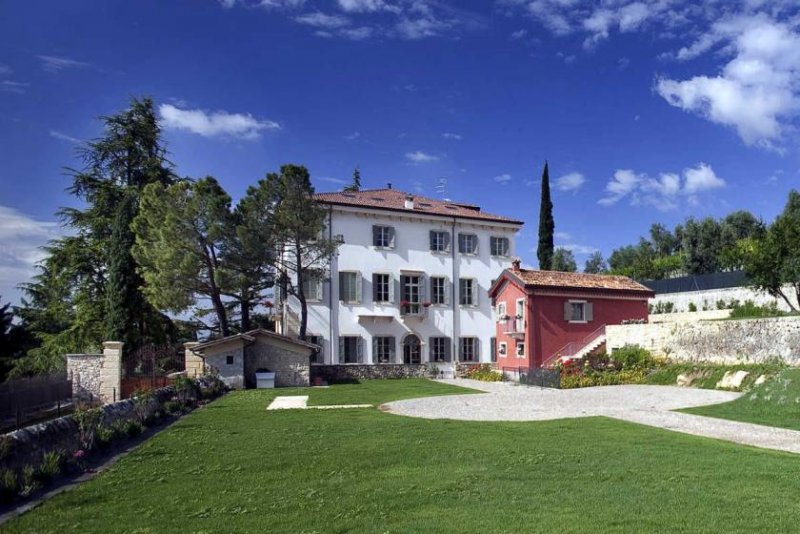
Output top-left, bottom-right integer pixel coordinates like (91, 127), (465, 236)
(442, 132), (462, 140)
(493, 173), (512, 184)
(37, 55), (90, 72)
(159, 103), (280, 139)
(405, 150), (439, 163)
(344, 131), (360, 141)
(555, 172), (585, 191)
(0, 64), (11, 76)
(599, 163), (725, 210)
(0, 206), (61, 305)
(49, 130), (82, 144)
(337, 0), (393, 13)
(559, 243), (599, 255)
(657, 14), (800, 148)
(295, 12), (350, 28)
(340, 26), (374, 40)
(510, 29), (528, 40)
(0, 81), (28, 94)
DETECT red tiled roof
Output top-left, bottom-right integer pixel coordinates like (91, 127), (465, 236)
(313, 188), (524, 225)
(510, 268), (653, 294)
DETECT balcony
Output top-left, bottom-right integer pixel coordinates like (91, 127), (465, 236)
(502, 316), (525, 339)
(400, 301), (428, 320)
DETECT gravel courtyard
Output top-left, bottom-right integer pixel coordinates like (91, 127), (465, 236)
(383, 380), (800, 454)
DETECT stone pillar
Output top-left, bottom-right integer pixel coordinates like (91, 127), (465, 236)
(184, 342), (204, 378)
(99, 341), (123, 404)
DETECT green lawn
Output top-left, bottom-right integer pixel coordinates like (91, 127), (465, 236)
(684, 368), (800, 430)
(6, 379), (800, 533)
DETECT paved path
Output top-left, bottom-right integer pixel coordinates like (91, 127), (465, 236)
(383, 380), (800, 455)
(267, 396), (371, 410)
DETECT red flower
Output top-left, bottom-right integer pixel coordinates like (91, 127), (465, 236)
(73, 449), (86, 459)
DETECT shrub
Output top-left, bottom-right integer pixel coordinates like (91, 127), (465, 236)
(610, 345), (654, 370)
(0, 469), (17, 503)
(197, 373), (227, 399)
(163, 400), (183, 415)
(172, 375), (199, 406)
(0, 435), (12, 462)
(36, 450), (64, 483)
(561, 368), (647, 389)
(651, 301), (675, 314)
(116, 419), (144, 438)
(18, 465), (40, 497)
(464, 364), (504, 382)
(133, 388), (156, 425)
(95, 425), (118, 450)
(688, 302), (697, 312)
(74, 405), (103, 451)
(729, 300), (785, 319)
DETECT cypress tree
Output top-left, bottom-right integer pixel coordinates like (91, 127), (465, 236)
(105, 193), (141, 348)
(344, 167), (361, 192)
(537, 161), (555, 270)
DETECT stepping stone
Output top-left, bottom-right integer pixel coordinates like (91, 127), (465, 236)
(267, 396), (308, 410)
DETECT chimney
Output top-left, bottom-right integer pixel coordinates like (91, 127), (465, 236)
(404, 194), (414, 210)
(511, 258), (521, 272)
(387, 182), (392, 189)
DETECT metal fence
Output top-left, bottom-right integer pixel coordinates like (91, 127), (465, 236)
(503, 367), (561, 389)
(0, 373), (72, 431)
(640, 270), (749, 294)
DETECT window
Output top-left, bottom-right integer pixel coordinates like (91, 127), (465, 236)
(372, 273), (393, 303)
(429, 337), (451, 362)
(490, 337), (497, 363)
(490, 236), (510, 257)
(339, 272), (361, 303)
(565, 300), (592, 323)
(498, 342), (507, 356)
(373, 336), (396, 364)
(225, 355), (234, 365)
(516, 342), (525, 358)
(459, 278), (478, 307)
(458, 233), (478, 254)
(496, 301), (507, 320)
(429, 230), (450, 253)
(400, 273), (425, 315)
(459, 337), (479, 362)
(307, 335), (323, 363)
(430, 276), (448, 305)
(403, 335), (422, 364)
(372, 225), (395, 249)
(339, 336), (363, 364)
(515, 298), (525, 332)
(302, 276), (323, 302)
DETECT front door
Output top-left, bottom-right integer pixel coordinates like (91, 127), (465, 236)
(403, 335), (421, 364)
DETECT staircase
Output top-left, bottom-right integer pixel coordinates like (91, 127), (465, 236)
(543, 325), (606, 368)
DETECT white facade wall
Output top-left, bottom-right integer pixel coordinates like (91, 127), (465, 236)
(285, 204), (519, 370)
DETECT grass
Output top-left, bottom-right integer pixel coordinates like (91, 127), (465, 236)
(298, 378), (481, 406)
(6, 379), (800, 533)
(684, 368), (800, 431)
(645, 362), (785, 390)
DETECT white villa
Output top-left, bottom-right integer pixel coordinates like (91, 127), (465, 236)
(278, 186), (523, 373)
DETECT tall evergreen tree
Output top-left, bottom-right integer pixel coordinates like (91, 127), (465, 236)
(552, 248), (577, 272)
(15, 97), (175, 375)
(584, 252), (607, 274)
(537, 162), (555, 270)
(343, 167), (361, 192)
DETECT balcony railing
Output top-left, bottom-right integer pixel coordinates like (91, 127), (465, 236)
(400, 302), (427, 318)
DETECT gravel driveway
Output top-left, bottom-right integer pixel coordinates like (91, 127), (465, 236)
(383, 380), (800, 454)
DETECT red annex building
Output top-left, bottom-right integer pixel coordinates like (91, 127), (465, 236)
(488, 260), (654, 369)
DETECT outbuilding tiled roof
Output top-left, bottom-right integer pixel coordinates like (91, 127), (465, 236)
(511, 268), (653, 294)
(313, 188), (524, 225)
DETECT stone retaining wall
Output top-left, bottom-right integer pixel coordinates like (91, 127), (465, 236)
(311, 364), (433, 382)
(65, 341), (123, 404)
(606, 315), (800, 364)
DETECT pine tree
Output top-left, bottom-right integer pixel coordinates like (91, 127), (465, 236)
(105, 193), (142, 347)
(537, 162), (555, 270)
(344, 167), (361, 192)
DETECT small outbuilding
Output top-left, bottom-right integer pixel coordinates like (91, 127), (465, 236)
(489, 260), (654, 369)
(187, 329), (319, 388)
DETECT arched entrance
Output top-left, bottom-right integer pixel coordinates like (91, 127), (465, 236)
(403, 334), (421, 364)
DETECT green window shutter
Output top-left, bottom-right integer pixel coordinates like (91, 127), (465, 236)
(389, 337), (396, 362)
(338, 337), (345, 363)
(357, 337), (364, 363)
(586, 303), (594, 322)
(354, 272), (362, 303)
(429, 230), (436, 251)
(372, 225), (379, 246)
(564, 301), (571, 321)
(372, 337), (379, 363)
(471, 279), (478, 306)
(444, 339), (451, 362)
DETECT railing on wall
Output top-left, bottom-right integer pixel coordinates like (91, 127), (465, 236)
(0, 373), (72, 432)
(502, 367), (560, 389)
(542, 325), (606, 368)
(641, 270), (749, 294)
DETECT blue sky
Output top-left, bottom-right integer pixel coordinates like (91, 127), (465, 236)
(2, 0), (800, 304)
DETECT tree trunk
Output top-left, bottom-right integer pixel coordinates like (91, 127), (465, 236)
(296, 242), (308, 340)
(202, 242), (230, 337)
(774, 287), (798, 313)
(240, 297), (251, 332)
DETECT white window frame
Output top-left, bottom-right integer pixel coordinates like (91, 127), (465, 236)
(496, 301), (507, 321)
(516, 341), (525, 358)
(372, 225), (395, 249)
(459, 337), (479, 362)
(302, 276), (323, 303)
(400, 273), (425, 315)
(515, 298), (525, 331)
(339, 336), (363, 364)
(430, 230), (450, 253)
(339, 271), (361, 304)
(490, 236), (510, 257)
(430, 276), (449, 306)
(372, 273), (393, 304)
(459, 278), (478, 307)
(458, 233), (479, 255)
(568, 300), (588, 323)
(498, 342), (507, 356)
(429, 336), (451, 363)
(373, 336), (396, 364)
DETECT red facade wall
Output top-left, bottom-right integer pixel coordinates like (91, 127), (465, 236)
(531, 293), (648, 367)
(492, 274), (649, 368)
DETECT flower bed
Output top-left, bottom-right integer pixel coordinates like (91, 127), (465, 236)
(462, 364), (504, 382)
(0, 374), (226, 506)
(555, 345), (655, 389)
